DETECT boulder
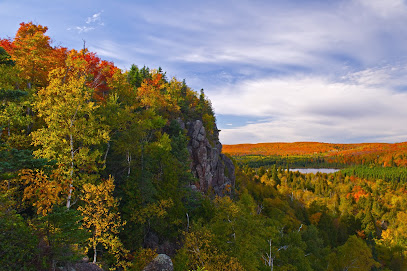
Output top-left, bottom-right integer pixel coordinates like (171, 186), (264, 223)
(142, 254), (173, 271)
(72, 262), (104, 271)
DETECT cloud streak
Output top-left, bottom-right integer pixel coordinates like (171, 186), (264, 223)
(86, 12), (103, 25)
(213, 66), (407, 144)
(68, 11), (104, 34)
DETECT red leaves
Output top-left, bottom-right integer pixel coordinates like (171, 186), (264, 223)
(68, 49), (118, 101)
(0, 38), (14, 54)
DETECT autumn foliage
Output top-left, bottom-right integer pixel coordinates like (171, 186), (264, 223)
(223, 141), (407, 167)
(2, 22), (407, 271)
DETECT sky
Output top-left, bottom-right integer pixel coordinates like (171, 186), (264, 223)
(1, 0), (407, 144)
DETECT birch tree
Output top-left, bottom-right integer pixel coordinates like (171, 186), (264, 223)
(78, 176), (128, 268)
(31, 57), (109, 208)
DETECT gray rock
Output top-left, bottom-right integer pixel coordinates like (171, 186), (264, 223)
(143, 254), (173, 271)
(72, 262), (104, 271)
(187, 120), (235, 195)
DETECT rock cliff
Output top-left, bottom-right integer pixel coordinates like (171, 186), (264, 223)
(186, 120), (235, 195)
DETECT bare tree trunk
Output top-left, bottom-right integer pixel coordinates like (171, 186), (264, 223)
(93, 244), (97, 263)
(103, 141), (110, 164)
(66, 131), (74, 209)
(127, 150), (131, 176)
(186, 213), (190, 232)
(66, 107), (79, 209)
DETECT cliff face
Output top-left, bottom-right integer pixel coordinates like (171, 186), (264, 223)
(186, 120), (235, 195)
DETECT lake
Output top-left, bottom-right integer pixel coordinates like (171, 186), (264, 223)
(290, 168), (340, 174)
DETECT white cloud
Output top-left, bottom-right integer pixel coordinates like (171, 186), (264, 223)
(114, 0), (407, 81)
(88, 40), (157, 69)
(355, 0), (407, 18)
(213, 67), (407, 144)
(86, 12), (103, 24)
(75, 26), (94, 33)
(68, 10), (104, 34)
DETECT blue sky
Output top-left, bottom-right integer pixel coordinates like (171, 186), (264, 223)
(1, 0), (407, 144)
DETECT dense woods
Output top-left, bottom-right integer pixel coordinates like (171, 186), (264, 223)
(1, 22), (407, 271)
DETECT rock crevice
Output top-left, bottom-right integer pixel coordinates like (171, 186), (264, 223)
(186, 120), (235, 195)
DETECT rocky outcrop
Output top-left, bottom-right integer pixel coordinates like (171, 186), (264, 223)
(143, 254), (173, 271)
(186, 120), (235, 195)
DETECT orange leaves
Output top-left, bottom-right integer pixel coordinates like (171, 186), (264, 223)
(309, 212), (322, 225)
(223, 142), (407, 167)
(0, 38), (14, 54)
(350, 185), (369, 202)
(223, 142), (344, 156)
(11, 22), (67, 89)
(15, 22), (49, 40)
(20, 168), (70, 216)
(137, 71), (180, 116)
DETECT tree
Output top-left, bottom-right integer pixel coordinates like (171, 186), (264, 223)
(0, 46), (19, 90)
(176, 225), (245, 271)
(0, 202), (39, 270)
(11, 22), (66, 89)
(78, 176), (129, 268)
(20, 168), (68, 216)
(31, 57), (110, 208)
(328, 235), (380, 271)
(0, 47), (30, 144)
(68, 48), (117, 101)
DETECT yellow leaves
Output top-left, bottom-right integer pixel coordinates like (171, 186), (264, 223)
(182, 227), (245, 271)
(132, 248), (158, 271)
(381, 229), (393, 244)
(20, 168), (69, 216)
(78, 176), (128, 267)
(380, 212), (407, 248)
(31, 57), (110, 186)
(131, 199), (174, 224)
(260, 174), (272, 186)
(214, 196), (240, 218)
(184, 228), (215, 268)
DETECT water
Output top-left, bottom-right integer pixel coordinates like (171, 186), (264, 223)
(290, 168), (340, 174)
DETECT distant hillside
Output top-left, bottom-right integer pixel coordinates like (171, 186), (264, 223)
(223, 142), (407, 167)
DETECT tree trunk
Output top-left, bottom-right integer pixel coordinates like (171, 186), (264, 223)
(103, 141), (110, 165)
(93, 244), (97, 263)
(66, 132), (74, 209)
(127, 150), (131, 176)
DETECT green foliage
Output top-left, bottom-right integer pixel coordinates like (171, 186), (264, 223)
(37, 206), (88, 268)
(0, 143), (49, 179)
(233, 154), (344, 169)
(328, 235), (380, 271)
(0, 47), (15, 66)
(127, 64), (150, 88)
(0, 194), (39, 271)
(341, 165), (407, 183)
